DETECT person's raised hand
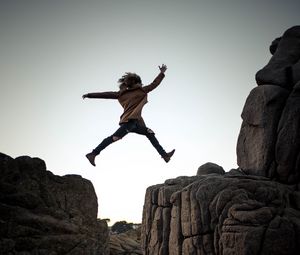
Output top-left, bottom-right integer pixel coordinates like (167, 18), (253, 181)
(159, 64), (167, 73)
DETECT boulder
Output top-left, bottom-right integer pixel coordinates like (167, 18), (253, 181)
(0, 153), (109, 255)
(256, 26), (300, 89)
(197, 162), (225, 176)
(236, 85), (289, 177)
(109, 228), (142, 255)
(237, 26), (300, 183)
(275, 81), (300, 183)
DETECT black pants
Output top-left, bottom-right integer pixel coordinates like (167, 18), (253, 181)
(92, 120), (167, 157)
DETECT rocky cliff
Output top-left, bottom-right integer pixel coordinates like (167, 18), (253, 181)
(238, 26), (300, 183)
(141, 26), (300, 255)
(0, 153), (109, 254)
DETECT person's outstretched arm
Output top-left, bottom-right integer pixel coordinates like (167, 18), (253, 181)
(143, 64), (167, 93)
(82, 91), (119, 100)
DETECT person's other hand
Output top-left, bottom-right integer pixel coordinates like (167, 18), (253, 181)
(159, 64), (167, 73)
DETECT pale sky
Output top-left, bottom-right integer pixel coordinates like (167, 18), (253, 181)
(1, 0), (299, 225)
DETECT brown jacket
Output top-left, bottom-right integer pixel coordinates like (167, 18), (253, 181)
(87, 72), (165, 126)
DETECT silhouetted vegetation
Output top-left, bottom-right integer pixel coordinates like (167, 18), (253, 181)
(111, 221), (133, 234)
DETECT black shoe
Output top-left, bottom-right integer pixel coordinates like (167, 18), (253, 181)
(86, 152), (96, 166)
(163, 149), (175, 163)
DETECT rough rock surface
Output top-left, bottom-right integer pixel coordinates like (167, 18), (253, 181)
(236, 85), (289, 177)
(110, 228), (142, 255)
(142, 170), (300, 255)
(238, 25), (300, 183)
(0, 153), (109, 255)
(142, 26), (300, 255)
(197, 163), (225, 176)
(256, 26), (300, 89)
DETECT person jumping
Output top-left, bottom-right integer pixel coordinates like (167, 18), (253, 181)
(82, 64), (175, 166)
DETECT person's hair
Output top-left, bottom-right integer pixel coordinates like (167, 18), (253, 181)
(118, 72), (142, 89)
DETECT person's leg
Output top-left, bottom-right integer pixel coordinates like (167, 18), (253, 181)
(86, 121), (135, 166)
(132, 123), (175, 162)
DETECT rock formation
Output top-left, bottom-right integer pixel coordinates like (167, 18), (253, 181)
(109, 227), (142, 255)
(141, 26), (300, 255)
(239, 25), (300, 183)
(0, 153), (109, 254)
